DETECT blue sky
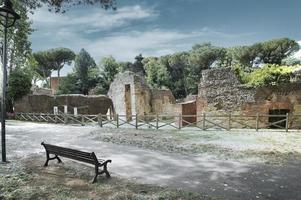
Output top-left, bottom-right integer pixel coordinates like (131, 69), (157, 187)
(29, 0), (301, 76)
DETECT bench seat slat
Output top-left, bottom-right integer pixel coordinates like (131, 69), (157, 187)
(45, 145), (92, 157)
(46, 147), (92, 158)
(48, 150), (94, 161)
(51, 151), (95, 164)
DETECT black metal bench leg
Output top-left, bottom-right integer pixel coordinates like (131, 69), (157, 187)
(99, 163), (111, 178)
(92, 165), (99, 183)
(103, 163), (111, 178)
(44, 152), (50, 167)
(55, 155), (62, 163)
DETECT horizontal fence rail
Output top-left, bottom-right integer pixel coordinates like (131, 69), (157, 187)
(13, 112), (301, 132)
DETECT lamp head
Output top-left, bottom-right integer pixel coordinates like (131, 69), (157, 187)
(0, 0), (20, 28)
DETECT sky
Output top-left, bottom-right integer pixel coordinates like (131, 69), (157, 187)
(29, 0), (301, 76)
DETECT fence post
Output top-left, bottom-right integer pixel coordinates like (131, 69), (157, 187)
(156, 114), (159, 129)
(228, 113), (231, 131)
(135, 114), (138, 129)
(74, 107), (78, 116)
(178, 114), (182, 130)
(81, 115), (85, 126)
(98, 114), (103, 127)
(64, 114), (68, 124)
(256, 113), (259, 132)
(285, 113), (289, 132)
(116, 114), (119, 128)
(202, 113), (206, 130)
(64, 105), (68, 114)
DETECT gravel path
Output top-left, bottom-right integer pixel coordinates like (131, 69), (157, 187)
(3, 121), (301, 200)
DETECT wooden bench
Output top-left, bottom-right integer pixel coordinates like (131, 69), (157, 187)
(41, 142), (112, 183)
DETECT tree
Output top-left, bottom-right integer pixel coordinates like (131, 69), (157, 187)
(20, 0), (116, 12)
(74, 49), (97, 95)
(0, 0), (33, 73)
(226, 38), (300, 68)
(56, 73), (80, 94)
(165, 53), (189, 98)
(24, 55), (43, 85)
(119, 61), (133, 72)
(259, 38), (299, 65)
(143, 57), (170, 89)
(46, 48), (75, 85)
(31, 48), (75, 87)
(132, 54), (145, 75)
(187, 43), (227, 94)
(95, 56), (120, 94)
(32, 51), (53, 87)
(7, 69), (32, 112)
(226, 46), (257, 68)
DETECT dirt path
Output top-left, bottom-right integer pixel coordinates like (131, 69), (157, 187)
(3, 121), (301, 200)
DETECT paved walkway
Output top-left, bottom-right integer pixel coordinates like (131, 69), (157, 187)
(3, 121), (301, 200)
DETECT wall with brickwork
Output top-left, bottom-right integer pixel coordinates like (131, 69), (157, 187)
(197, 68), (301, 128)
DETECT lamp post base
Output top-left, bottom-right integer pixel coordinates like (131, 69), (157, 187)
(0, 160), (10, 164)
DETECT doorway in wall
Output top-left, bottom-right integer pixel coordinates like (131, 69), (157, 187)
(124, 84), (132, 121)
(268, 109), (289, 129)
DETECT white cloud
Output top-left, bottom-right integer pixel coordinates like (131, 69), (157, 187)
(30, 5), (157, 31)
(85, 29), (206, 61)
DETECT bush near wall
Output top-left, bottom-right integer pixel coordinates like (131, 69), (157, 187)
(235, 64), (300, 87)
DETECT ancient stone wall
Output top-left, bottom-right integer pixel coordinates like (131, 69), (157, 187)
(151, 89), (176, 115)
(197, 68), (301, 128)
(14, 94), (113, 115)
(108, 71), (152, 117)
(14, 95), (54, 113)
(198, 68), (256, 112)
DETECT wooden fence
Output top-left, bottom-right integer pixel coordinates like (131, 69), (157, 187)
(14, 112), (301, 132)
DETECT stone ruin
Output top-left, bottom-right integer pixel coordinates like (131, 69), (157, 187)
(196, 68), (301, 128)
(108, 71), (152, 118)
(108, 71), (176, 120)
(14, 94), (113, 115)
(12, 68), (301, 128)
(197, 68), (256, 113)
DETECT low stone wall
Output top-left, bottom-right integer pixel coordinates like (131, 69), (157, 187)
(14, 94), (113, 115)
(14, 95), (54, 113)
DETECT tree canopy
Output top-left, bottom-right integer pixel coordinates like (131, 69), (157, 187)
(74, 49), (97, 95)
(31, 48), (75, 87)
(31, 39), (301, 99)
(32, 51), (53, 86)
(46, 48), (75, 83)
(19, 0), (116, 12)
(8, 69), (32, 102)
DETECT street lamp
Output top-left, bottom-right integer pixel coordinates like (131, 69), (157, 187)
(0, 0), (20, 163)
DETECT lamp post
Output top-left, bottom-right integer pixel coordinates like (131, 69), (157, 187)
(0, 0), (20, 163)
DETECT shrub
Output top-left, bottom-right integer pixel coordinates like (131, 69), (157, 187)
(245, 64), (297, 87)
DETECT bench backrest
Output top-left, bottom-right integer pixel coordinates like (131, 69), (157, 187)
(42, 142), (98, 165)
